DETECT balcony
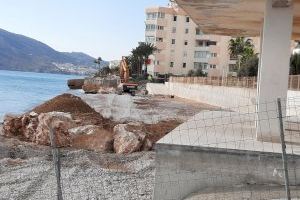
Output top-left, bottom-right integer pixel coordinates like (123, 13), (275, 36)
(194, 46), (209, 51)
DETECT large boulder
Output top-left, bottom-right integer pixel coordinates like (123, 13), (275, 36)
(71, 128), (114, 152)
(67, 79), (84, 89)
(3, 114), (23, 137)
(113, 123), (146, 154)
(35, 112), (75, 147)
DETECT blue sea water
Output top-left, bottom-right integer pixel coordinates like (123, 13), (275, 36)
(0, 70), (82, 122)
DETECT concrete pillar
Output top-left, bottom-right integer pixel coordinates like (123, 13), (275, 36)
(256, 0), (293, 141)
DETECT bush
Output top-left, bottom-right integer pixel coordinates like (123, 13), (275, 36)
(238, 55), (259, 77)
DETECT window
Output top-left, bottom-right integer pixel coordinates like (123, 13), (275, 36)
(172, 39), (176, 44)
(158, 12), (165, 18)
(183, 51), (187, 57)
(145, 24), (156, 31)
(156, 37), (163, 42)
(155, 60), (160, 65)
(185, 28), (189, 34)
(157, 26), (164, 30)
(146, 12), (165, 19)
(194, 51), (209, 58)
(208, 41), (217, 46)
(196, 28), (203, 35)
(210, 64), (216, 69)
(172, 27), (176, 33)
(173, 16), (177, 21)
(211, 53), (217, 57)
(183, 63), (187, 68)
(194, 62), (208, 69)
(170, 62), (174, 68)
(229, 64), (237, 72)
(145, 36), (155, 43)
(184, 40), (188, 45)
(195, 40), (209, 47)
(186, 17), (190, 22)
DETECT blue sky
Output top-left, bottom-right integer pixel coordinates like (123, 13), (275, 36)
(0, 0), (169, 60)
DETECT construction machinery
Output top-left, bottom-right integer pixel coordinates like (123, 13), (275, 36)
(119, 56), (138, 95)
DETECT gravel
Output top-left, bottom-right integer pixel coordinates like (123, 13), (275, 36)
(0, 135), (155, 200)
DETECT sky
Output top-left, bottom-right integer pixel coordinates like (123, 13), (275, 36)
(0, 0), (169, 60)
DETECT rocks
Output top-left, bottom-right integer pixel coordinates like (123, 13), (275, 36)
(82, 82), (99, 94)
(3, 112), (75, 147)
(71, 128), (114, 152)
(35, 112), (75, 146)
(67, 79), (84, 89)
(113, 123), (146, 154)
(69, 125), (100, 135)
(3, 115), (22, 137)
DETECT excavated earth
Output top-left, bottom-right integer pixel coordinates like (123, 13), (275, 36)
(0, 92), (218, 199)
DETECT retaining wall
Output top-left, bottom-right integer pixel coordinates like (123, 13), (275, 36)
(147, 83), (300, 113)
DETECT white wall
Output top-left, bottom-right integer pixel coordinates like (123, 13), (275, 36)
(147, 82), (300, 114)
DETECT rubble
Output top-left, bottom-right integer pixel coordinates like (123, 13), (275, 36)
(71, 128), (114, 152)
(113, 123), (146, 154)
(35, 112), (75, 146)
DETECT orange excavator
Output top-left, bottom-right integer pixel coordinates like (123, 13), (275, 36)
(119, 56), (138, 95)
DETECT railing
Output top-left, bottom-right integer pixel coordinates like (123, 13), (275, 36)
(169, 75), (300, 90)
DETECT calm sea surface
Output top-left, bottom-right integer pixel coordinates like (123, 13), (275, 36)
(0, 70), (82, 122)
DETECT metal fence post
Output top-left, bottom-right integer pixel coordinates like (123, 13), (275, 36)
(49, 126), (63, 200)
(277, 98), (291, 200)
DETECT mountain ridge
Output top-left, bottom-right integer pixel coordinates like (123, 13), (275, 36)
(0, 28), (106, 75)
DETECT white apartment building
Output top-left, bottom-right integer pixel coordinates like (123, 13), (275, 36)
(145, 5), (260, 77)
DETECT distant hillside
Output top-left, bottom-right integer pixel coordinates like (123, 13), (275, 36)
(0, 28), (105, 75)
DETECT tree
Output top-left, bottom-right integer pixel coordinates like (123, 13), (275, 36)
(238, 54), (259, 77)
(228, 37), (255, 71)
(130, 42), (157, 76)
(94, 57), (102, 69)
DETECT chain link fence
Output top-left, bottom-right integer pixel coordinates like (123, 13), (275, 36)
(1, 97), (300, 199)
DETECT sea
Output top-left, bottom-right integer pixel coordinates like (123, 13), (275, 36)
(0, 70), (82, 122)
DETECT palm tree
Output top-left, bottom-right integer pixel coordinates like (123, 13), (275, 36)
(139, 43), (157, 75)
(131, 42), (157, 76)
(228, 37), (255, 70)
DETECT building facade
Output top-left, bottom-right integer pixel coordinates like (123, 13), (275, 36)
(145, 5), (260, 77)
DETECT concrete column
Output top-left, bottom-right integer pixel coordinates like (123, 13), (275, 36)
(256, 0), (293, 141)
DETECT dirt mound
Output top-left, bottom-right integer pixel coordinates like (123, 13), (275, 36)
(127, 119), (182, 144)
(32, 94), (115, 130)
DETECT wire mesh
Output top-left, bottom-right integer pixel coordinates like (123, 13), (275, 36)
(0, 94), (300, 200)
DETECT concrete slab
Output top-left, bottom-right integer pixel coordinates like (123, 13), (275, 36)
(157, 110), (300, 154)
(154, 110), (300, 200)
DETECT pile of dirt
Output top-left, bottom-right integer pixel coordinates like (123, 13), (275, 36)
(127, 119), (182, 144)
(32, 93), (116, 131)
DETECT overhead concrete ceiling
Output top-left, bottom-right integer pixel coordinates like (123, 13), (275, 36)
(174, 0), (300, 39)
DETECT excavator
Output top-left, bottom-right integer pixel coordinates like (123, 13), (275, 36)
(118, 56), (138, 95)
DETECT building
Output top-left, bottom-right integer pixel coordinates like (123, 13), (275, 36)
(145, 3), (260, 77)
